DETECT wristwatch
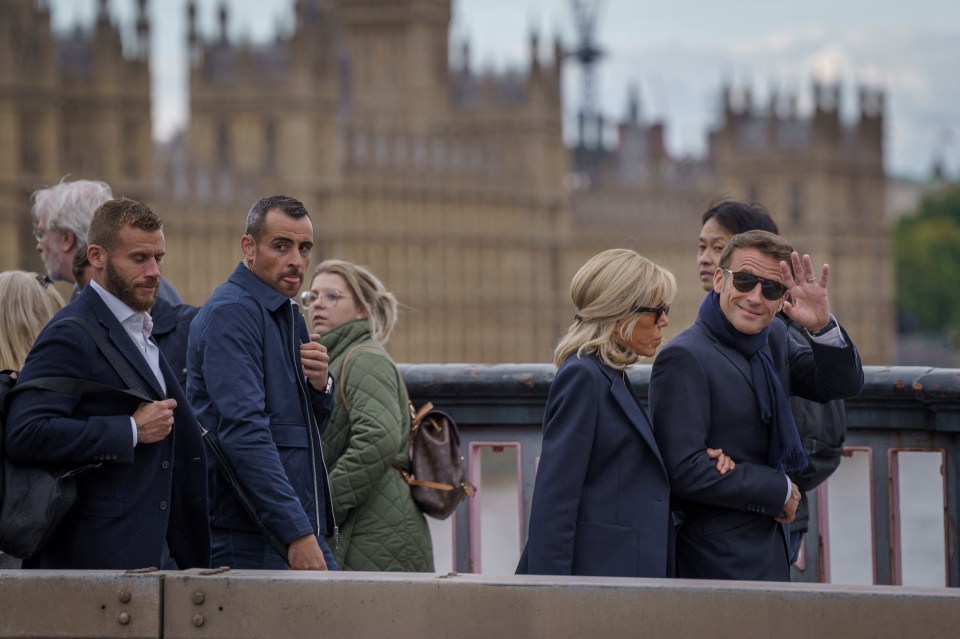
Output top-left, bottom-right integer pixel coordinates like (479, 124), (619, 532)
(318, 376), (334, 395)
(808, 318), (836, 337)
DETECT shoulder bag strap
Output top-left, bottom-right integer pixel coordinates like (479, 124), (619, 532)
(336, 343), (381, 412)
(10, 376), (151, 403)
(54, 316), (150, 396)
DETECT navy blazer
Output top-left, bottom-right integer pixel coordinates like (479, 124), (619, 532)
(517, 353), (671, 577)
(649, 317), (863, 581)
(5, 286), (210, 569)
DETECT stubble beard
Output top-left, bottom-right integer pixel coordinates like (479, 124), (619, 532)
(251, 261), (301, 299)
(105, 257), (157, 312)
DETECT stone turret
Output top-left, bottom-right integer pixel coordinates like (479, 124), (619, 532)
(136, 0), (150, 59)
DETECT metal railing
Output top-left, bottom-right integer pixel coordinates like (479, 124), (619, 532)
(401, 364), (960, 586)
(1, 365), (958, 639)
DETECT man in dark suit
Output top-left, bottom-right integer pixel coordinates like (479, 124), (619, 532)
(5, 198), (210, 570)
(650, 230), (863, 581)
(697, 200), (848, 565)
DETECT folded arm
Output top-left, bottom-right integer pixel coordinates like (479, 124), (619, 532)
(650, 344), (788, 516)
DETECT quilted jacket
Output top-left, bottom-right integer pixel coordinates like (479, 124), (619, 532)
(320, 320), (434, 571)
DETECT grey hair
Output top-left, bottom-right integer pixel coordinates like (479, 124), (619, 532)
(31, 178), (113, 247)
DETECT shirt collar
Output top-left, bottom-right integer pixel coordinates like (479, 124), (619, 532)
(89, 279), (152, 330)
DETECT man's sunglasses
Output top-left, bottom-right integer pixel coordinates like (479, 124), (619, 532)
(722, 268), (787, 301)
(631, 303), (670, 322)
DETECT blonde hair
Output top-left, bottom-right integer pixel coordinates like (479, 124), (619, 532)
(554, 249), (676, 370)
(0, 271), (66, 370)
(311, 259), (399, 344)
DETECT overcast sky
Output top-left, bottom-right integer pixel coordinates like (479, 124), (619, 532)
(49, 0), (960, 180)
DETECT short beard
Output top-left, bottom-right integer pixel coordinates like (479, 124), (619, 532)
(42, 249), (64, 282)
(105, 257), (157, 312)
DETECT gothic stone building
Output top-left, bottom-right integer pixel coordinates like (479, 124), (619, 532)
(2, 0), (894, 364)
(0, 0), (153, 273)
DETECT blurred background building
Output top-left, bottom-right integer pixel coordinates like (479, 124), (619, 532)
(1, 0), (906, 364)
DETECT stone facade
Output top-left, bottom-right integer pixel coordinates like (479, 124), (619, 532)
(0, 0), (153, 272)
(1, 0), (894, 364)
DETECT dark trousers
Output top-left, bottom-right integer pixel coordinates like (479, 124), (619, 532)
(211, 528), (338, 570)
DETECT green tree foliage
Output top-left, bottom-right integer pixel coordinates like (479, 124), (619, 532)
(895, 184), (960, 341)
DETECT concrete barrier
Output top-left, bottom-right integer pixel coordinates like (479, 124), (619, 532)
(4, 569), (960, 638)
(0, 570), (161, 638)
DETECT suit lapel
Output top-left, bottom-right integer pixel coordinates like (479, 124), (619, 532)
(712, 341), (752, 388)
(80, 288), (166, 399)
(698, 321), (753, 390)
(597, 360), (666, 471)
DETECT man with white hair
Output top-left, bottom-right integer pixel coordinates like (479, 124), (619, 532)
(31, 178), (182, 304)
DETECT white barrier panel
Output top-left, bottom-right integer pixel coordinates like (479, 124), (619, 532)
(892, 449), (947, 586)
(471, 443), (523, 574)
(823, 448), (876, 584)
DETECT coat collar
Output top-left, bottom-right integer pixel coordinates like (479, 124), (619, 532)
(227, 262), (295, 313)
(320, 319), (374, 362)
(587, 354), (665, 472)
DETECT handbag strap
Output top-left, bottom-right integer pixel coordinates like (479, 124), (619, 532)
(55, 316), (151, 396)
(391, 464), (456, 492)
(336, 343), (382, 412)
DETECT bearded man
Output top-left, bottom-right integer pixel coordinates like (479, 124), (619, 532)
(187, 195), (337, 570)
(5, 197), (210, 569)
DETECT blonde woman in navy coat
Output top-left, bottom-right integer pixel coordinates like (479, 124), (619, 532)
(517, 249), (734, 577)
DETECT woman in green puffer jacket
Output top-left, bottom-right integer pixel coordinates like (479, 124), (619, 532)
(303, 259), (434, 571)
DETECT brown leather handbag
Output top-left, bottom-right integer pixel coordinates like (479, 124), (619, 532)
(396, 402), (475, 520)
(338, 345), (476, 520)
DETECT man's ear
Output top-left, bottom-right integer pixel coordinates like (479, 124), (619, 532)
(240, 235), (255, 261)
(712, 267), (724, 294)
(87, 244), (106, 268)
(59, 229), (78, 253)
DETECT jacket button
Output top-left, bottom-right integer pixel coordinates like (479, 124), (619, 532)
(161, 461), (170, 469)
(159, 501), (168, 511)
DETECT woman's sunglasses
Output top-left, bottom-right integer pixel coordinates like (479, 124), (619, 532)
(722, 268), (787, 301)
(631, 303), (670, 322)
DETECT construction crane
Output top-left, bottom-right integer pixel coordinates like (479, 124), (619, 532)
(569, 0), (605, 157)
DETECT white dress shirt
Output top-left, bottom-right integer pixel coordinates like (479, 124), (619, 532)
(89, 280), (166, 446)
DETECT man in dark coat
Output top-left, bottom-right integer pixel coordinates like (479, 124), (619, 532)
(187, 195), (336, 570)
(651, 230), (862, 581)
(6, 197), (210, 569)
(696, 200), (848, 563)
